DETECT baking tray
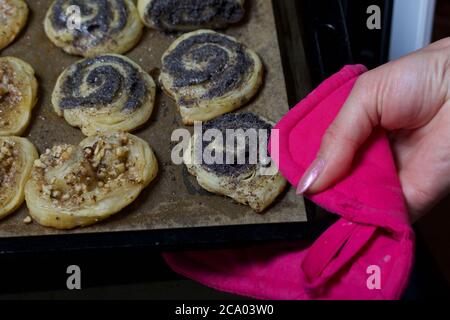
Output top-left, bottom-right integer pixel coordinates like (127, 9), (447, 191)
(0, 0), (334, 253)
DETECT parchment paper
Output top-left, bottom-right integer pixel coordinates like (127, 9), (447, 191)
(0, 0), (307, 237)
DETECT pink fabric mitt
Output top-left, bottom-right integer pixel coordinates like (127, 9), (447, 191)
(163, 65), (415, 300)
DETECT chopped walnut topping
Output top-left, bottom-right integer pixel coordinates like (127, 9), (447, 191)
(115, 163), (125, 174)
(120, 135), (129, 145)
(83, 147), (93, 157)
(33, 144), (73, 170)
(51, 190), (61, 198)
(42, 184), (52, 196)
(33, 159), (46, 169)
(0, 140), (18, 189)
(0, 62), (22, 109)
(0, 83), (8, 97)
(32, 133), (142, 207)
(23, 216), (32, 224)
(115, 146), (129, 158)
(61, 193), (70, 201)
(0, 2), (17, 25)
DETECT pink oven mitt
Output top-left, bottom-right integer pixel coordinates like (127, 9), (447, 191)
(163, 65), (415, 300)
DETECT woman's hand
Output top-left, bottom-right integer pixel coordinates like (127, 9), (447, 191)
(297, 38), (450, 222)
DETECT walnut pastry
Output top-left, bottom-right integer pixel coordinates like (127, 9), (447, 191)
(0, 57), (38, 136)
(44, 0), (143, 57)
(0, 0), (28, 50)
(184, 113), (286, 212)
(138, 0), (245, 32)
(0, 136), (38, 220)
(160, 30), (263, 125)
(52, 54), (156, 136)
(25, 132), (158, 229)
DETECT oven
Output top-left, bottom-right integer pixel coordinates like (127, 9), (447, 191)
(0, 0), (442, 297)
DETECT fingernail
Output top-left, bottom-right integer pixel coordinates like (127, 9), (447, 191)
(297, 158), (326, 195)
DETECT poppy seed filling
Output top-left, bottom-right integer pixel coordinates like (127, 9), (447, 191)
(146, 0), (244, 30)
(51, 0), (129, 48)
(163, 33), (253, 106)
(198, 113), (272, 177)
(59, 55), (147, 112)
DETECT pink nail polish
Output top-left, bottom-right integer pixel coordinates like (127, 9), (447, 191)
(297, 158), (326, 195)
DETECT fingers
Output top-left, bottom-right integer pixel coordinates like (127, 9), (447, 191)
(422, 37), (450, 52)
(297, 39), (450, 196)
(297, 74), (379, 194)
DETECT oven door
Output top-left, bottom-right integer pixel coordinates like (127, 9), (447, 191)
(300, 0), (393, 85)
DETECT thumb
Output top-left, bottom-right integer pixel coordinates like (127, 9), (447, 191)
(297, 75), (379, 194)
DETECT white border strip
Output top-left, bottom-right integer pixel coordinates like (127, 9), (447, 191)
(389, 0), (436, 60)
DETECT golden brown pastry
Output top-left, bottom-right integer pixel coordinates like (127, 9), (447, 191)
(160, 30), (263, 125)
(138, 0), (245, 32)
(0, 0), (28, 50)
(184, 113), (286, 212)
(0, 136), (38, 220)
(0, 57), (38, 136)
(25, 132), (158, 229)
(52, 54), (156, 136)
(44, 0), (143, 57)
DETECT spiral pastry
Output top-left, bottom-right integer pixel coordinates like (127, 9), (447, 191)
(44, 0), (143, 57)
(160, 30), (263, 125)
(0, 57), (38, 136)
(25, 132), (158, 229)
(52, 54), (156, 137)
(184, 113), (286, 212)
(0, 136), (38, 220)
(0, 0), (28, 50)
(137, 0), (245, 32)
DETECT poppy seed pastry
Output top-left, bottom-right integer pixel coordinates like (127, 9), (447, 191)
(0, 57), (38, 136)
(137, 0), (245, 32)
(0, 0), (29, 50)
(44, 0), (143, 57)
(52, 54), (156, 136)
(0, 136), (38, 220)
(184, 113), (287, 212)
(25, 132), (158, 229)
(160, 30), (263, 125)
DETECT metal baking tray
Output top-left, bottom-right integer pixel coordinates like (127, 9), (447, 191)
(0, 0), (337, 254)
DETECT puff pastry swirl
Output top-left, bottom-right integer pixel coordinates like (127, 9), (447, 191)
(184, 113), (286, 212)
(0, 57), (38, 136)
(0, 0), (28, 50)
(25, 132), (158, 229)
(160, 30), (263, 124)
(138, 0), (245, 32)
(44, 0), (143, 57)
(0, 136), (38, 220)
(52, 54), (156, 136)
